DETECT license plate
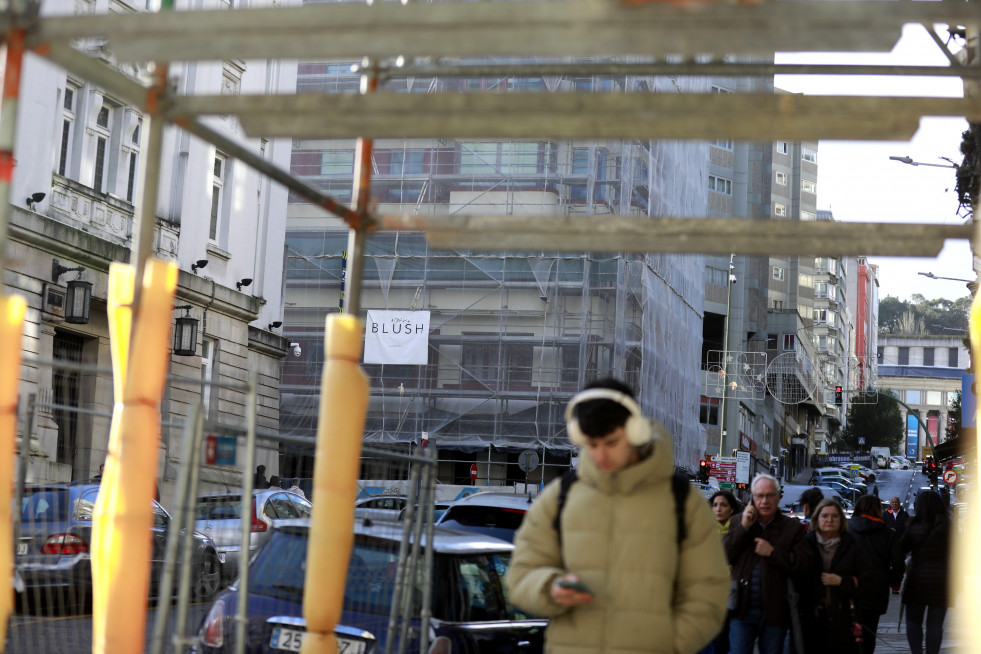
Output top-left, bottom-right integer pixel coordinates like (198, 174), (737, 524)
(269, 628), (365, 654)
(16, 543), (27, 556)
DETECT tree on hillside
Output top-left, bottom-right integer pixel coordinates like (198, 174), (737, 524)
(837, 392), (904, 452)
(878, 294), (970, 335)
(947, 390), (961, 441)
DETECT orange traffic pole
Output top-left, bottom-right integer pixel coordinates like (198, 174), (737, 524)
(91, 259), (178, 654)
(0, 295), (27, 653)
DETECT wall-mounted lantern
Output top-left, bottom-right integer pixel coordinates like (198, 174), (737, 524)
(52, 259), (92, 324)
(173, 305), (199, 356)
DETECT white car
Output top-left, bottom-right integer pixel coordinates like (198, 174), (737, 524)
(889, 456), (911, 470)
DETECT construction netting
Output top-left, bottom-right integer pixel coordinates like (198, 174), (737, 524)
(281, 61), (711, 472)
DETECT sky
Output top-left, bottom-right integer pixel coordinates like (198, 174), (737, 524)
(774, 24), (974, 304)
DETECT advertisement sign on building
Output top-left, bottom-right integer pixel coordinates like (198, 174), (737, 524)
(363, 310), (431, 365)
(906, 413), (919, 459)
(963, 374), (976, 428)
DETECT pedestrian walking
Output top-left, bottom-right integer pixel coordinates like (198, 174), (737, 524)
(801, 498), (874, 654)
(849, 495), (903, 653)
(507, 378), (730, 654)
(798, 487), (825, 532)
(254, 464), (269, 489)
(883, 496), (910, 537)
(725, 473), (814, 654)
(901, 491), (951, 654)
(703, 490), (742, 654)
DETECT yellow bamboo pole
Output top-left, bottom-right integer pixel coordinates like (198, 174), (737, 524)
(0, 294), (27, 653)
(91, 259), (178, 654)
(301, 313), (369, 654)
(955, 281), (981, 651)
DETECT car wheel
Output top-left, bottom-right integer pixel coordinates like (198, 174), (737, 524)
(192, 551), (222, 602)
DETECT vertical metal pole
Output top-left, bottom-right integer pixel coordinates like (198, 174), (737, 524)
(399, 467), (428, 654)
(343, 61), (378, 317)
(150, 402), (203, 654)
(385, 461), (420, 654)
(418, 450), (437, 654)
(719, 253), (735, 456)
(174, 403), (206, 650)
(235, 372), (259, 654)
(13, 394), (35, 549)
(0, 26), (26, 273)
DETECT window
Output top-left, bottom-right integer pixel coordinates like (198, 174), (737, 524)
(711, 138), (733, 151)
(898, 347), (909, 365)
(774, 203), (787, 217)
(923, 347), (934, 366)
(802, 148), (818, 163)
(772, 299), (784, 309)
(53, 332), (84, 466)
(926, 391), (943, 405)
(58, 85), (78, 177)
(776, 141), (789, 155)
(775, 171), (788, 185)
(320, 150), (355, 175)
(766, 334), (778, 350)
(801, 179), (817, 194)
(815, 281), (828, 298)
(772, 266), (784, 280)
(877, 347), (884, 362)
(209, 154), (226, 242)
(949, 347), (959, 367)
(699, 396), (720, 425)
(93, 136), (108, 193)
(905, 389), (920, 404)
(799, 274), (813, 288)
(800, 210), (817, 221)
(708, 174), (732, 195)
(201, 337), (216, 416)
(125, 152), (137, 202)
(705, 266), (727, 286)
(814, 309), (828, 323)
(783, 334), (796, 350)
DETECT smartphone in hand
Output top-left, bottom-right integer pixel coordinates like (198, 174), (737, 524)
(557, 579), (592, 594)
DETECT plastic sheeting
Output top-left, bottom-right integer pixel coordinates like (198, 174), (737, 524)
(281, 68), (709, 471)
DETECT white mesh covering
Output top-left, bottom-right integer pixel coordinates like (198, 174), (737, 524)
(281, 67), (710, 471)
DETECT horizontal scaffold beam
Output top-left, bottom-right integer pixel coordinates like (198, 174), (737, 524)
(374, 215), (975, 258)
(168, 93), (981, 142)
(28, 0), (981, 63)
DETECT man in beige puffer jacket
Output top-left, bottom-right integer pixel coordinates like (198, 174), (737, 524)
(507, 379), (730, 654)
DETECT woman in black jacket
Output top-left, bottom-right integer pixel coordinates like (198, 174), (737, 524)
(901, 491), (951, 654)
(849, 495), (903, 653)
(802, 498), (873, 654)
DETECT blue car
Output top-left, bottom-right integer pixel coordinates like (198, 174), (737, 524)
(192, 520), (546, 654)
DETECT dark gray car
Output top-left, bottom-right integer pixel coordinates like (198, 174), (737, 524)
(194, 488), (312, 583)
(16, 482), (222, 609)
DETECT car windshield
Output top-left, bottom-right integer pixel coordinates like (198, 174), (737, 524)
(248, 529), (531, 622)
(441, 505), (526, 531)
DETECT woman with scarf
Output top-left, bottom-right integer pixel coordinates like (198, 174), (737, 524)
(901, 490), (951, 654)
(701, 490), (742, 654)
(849, 495), (903, 653)
(801, 498), (874, 654)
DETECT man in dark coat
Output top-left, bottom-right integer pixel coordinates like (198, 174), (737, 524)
(849, 495), (904, 653)
(725, 473), (814, 654)
(883, 496), (909, 536)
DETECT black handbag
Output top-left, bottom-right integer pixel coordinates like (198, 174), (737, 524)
(727, 579), (747, 612)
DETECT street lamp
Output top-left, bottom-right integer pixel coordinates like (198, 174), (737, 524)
(917, 271), (974, 283)
(889, 155), (958, 169)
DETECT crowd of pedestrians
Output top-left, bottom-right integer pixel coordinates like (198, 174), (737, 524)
(505, 377), (954, 654)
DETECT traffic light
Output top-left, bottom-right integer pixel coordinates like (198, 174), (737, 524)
(698, 459), (710, 483)
(928, 460), (939, 486)
(834, 386), (843, 406)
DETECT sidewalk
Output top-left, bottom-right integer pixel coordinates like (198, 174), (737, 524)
(868, 586), (966, 653)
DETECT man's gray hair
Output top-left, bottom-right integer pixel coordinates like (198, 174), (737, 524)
(751, 472), (779, 493)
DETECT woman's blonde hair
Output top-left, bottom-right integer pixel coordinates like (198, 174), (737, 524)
(810, 497), (848, 533)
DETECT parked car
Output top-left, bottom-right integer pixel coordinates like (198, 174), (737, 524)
(192, 520), (547, 654)
(194, 488), (312, 583)
(815, 480), (861, 504)
(17, 482), (222, 609)
(921, 456), (936, 475)
(890, 456), (911, 470)
(434, 492), (534, 543)
(396, 501), (455, 523)
(780, 484), (852, 518)
(810, 470), (867, 495)
(353, 495), (408, 523)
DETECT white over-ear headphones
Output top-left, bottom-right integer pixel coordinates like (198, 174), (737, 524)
(564, 388), (651, 447)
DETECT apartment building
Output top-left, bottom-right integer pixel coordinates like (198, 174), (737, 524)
(5, 0), (295, 502)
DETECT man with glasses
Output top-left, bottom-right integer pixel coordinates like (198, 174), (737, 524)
(725, 473), (813, 654)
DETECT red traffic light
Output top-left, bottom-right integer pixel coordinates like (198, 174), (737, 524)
(835, 386), (842, 392)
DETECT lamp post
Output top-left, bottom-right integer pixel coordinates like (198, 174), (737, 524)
(917, 271), (978, 295)
(719, 253), (736, 456)
(889, 155), (959, 169)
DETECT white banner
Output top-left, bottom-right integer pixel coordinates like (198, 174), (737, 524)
(363, 310), (431, 365)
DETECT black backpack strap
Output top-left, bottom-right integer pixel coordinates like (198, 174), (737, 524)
(552, 469), (578, 544)
(671, 471), (690, 545)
